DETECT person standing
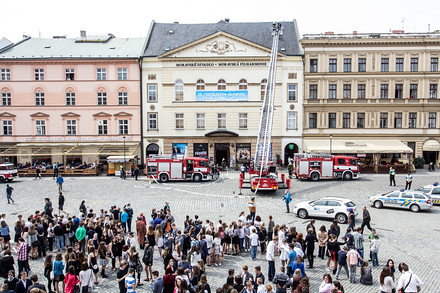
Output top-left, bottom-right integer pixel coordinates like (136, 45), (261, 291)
(75, 221), (86, 253)
(370, 234), (380, 267)
(53, 163), (59, 179)
(287, 163), (293, 179)
(121, 209), (129, 234)
(124, 204), (134, 233)
(125, 268), (137, 293)
(353, 227), (364, 266)
(335, 246), (349, 281)
(240, 164), (246, 179)
(15, 271), (32, 293)
(134, 167), (140, 181)
(346, 246), (365, 283)
(248, 198), (256, 223)
(58, 192), (67, 216)
(56, 175), (64, 192)
(249, 228), (259, 261)
(389, 167), (396, 186)
(44, 198), (54, 219)
(405, 172), (413, 190)
(6, 184), (14, 204)
(283, 190), (291, 213)
(304, 228), (317, 269)
(14, 238), (30, 274)
(266, 237), (277, 282)
(35, 166), (42, 179)
(360, 206), (372, 234)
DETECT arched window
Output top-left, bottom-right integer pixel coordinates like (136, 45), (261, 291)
(260, 79), (267, 100)
(239, 79), (247, 90)
(196, 79), (205, 90)
(218, 79), (226, 90)
(175, 79), (184, 101)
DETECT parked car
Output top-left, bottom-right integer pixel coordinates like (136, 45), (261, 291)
(293, 197), (358, 224)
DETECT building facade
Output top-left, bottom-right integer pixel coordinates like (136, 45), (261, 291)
(301, 32), (440, 171)
(0, 33), (145, 167)
(142, 20), (304, 167)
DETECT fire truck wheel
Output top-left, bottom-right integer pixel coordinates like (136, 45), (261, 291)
(159, 173), (169, 183)
(0, 177), (5, 183)
(193, 174), (202, 182)
(310, 172), (320, 181)
(298, 209), (308, 219)
(336, 213), (348, 224)
(343, 172), (352, 180)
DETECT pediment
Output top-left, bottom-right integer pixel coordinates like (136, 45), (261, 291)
(0, 112), (16, 118)
(93, 112), (112, 117)
(160, 32), (280, 58)
(30, 112), (49, 118)
(61, 112), (80, 117)
(113, 111), (132, 117)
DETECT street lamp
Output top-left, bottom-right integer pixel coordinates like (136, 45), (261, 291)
(123, 136), (126, 173)
(329, 134), (333, 154)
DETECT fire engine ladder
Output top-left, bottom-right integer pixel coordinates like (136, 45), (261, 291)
(254, 22), (283, 190)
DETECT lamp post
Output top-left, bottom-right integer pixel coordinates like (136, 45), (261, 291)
(123, 136), (126, 172)
(329, 134), (333, 154)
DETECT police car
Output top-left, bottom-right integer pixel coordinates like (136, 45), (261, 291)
(293, 197), (358, 224)
(368, 190), (433, 212)
(416, 183), (440, 205)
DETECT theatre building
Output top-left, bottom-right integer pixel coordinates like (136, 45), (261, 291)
(301, 31), (440, 172)
(141, 20), (303, 166)
(0, 33), (145, 169)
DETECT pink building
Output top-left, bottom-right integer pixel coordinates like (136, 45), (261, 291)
(0, 32), (145, 168)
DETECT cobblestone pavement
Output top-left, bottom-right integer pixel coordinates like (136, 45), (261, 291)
(2, 169), (440, 292)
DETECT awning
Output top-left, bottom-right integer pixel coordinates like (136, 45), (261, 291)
(423, 140), (440, 151)
(303, 138), (413, 154)
(107, 155), (135, 163)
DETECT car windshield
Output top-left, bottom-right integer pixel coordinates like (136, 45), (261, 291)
(416, 188), (431, 193)
(344, 201), (356, 207)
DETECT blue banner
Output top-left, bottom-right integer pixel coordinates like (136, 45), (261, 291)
(196, 90), (248, 101)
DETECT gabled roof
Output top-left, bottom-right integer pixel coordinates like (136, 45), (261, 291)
(0, 37), (13, 51)
(143, 20), (303, 57)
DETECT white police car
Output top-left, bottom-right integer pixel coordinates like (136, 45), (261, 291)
(368, 190), (433, 212)
(416, 182), (440, 205)
(293, 197), (358, 224)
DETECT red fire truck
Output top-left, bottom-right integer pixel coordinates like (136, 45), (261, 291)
(0, 162), (18, 182)
(294, 154), (360, 181)
(146, 155), (211, 182)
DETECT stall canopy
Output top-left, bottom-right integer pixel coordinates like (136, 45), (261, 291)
(303, 139), (413, 154)
(107, 155), (135, 163)
(423, 140), (440, 151)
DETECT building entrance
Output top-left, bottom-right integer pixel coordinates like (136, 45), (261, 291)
(284, 143), (298, 166)
(215, 143), (230, 167)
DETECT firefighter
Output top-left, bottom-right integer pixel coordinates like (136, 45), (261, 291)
(287, 163), (293, 179)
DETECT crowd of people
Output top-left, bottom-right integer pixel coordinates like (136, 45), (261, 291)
(0, 197), (424, 293)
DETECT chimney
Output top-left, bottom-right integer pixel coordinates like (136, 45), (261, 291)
(392, 30), (404, 34)
(80, 30), (86, 38)
(325, 31), (334, 35)
(352, 31), (358, 34)
(225, 18), (230, 23)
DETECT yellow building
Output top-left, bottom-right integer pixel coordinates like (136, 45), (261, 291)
(300, 31), (440, 172)
(141, 20), (304, 166)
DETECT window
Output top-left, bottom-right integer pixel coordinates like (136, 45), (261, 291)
(380, 84), (389, 99)
(357, 84), (366, 99)
(410, 58), (418, 72)
(2, 92), (11, 106)
(196, 113), (205, 129)
(396, 58), (404, 72)
(409, 84), (418, 99)
(309, 84), (317, 99)
(175, 79), (184, 101)
(97, 92), (107, 105)
(66, 92), (75, 106)
(196, 79), (205, 90)
(66, 120), (77, 135)
(174, 113), (184, 129)
(358, 58), (366, 72)
(34, 68), (44, 80)
(430, 84), (437, 99)
(2, 120), (12, 135)
(381, 58), (389, 72)
(310, 59), (318, 72)
(287, 112), (297, 129)
(217, 113), (226, 129)
(394, 113), (402, 128)
(342, 113), (350, 128)
(65, 68), (74, 80)
(98, 120), (108, 135)
(260, 79), (267, 100)
(429, 113), (436, 128)
(1, 68), (10, 80)
(409, 112), (417, 128)
(343, 58), (352, 72)
(287, 84), (297, 101)
(357, 113), (365, 128)
(431, 58), (438, 72)
(148, 113), (158, 130)
(239, 79), (247, 90)
(217, 79), (226, 90)
(118, 120), (128, 134)
(309, 113), (317, 128)
(329, 59), (337, 72)
(117, 68), (127, 80)
(36, 120), (46, 135)
(395, 84), (403, 99)
(380, 113), (388, 128)
(35, 92), (44, 106)
(118, 92), (128, 105)
(343, 84), (351, 99)
(239, 113), (248, 129)
(328, 113), (336, 129)
(96, 68), (106, 80)
(147, 84), (157, 102)
(329, 84), (337, 99)
(407, 142), (416, 155)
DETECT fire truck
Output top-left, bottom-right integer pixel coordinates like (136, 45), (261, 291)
(0, 162), (19, 182)
(293, 154), (360, 181)
(146, 155), (211, 182)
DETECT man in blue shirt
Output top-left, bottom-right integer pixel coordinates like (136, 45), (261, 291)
(125, 268), (137, 293)
(121, 209), (129, 234)
(284, 190), (291, 213)
(286, 244), (297, 277)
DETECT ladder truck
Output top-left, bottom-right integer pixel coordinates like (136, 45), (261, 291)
(239, 23), (290, 192)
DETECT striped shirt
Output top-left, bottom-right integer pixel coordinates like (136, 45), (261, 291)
(125, 275), (136, 293)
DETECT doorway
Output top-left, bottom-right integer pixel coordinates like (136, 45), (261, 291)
(284, 143), (299, 166)
(146, 143), (159, 157)
(215, 143), (230, 166)
(423, 151), (438, 165)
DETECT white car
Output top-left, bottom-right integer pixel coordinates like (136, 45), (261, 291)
(293, 197), (358, 224)
(416, 183), (440, 205)
(368, 190), (433, 212)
